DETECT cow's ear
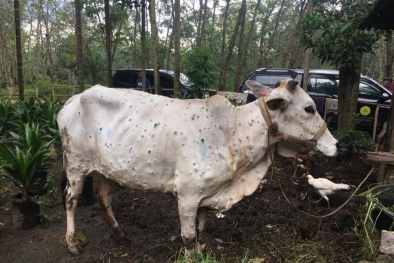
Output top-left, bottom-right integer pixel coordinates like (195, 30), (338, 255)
(265, 97), (288, 111)
(245, 80), (271, 98)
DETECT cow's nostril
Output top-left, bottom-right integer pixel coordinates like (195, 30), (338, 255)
(336, 142), (340, 148)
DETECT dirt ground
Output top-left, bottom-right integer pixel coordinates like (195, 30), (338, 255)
(0, 150), (391, 263)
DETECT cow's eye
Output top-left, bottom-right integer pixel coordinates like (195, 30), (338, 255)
(305, 106), (315, 114)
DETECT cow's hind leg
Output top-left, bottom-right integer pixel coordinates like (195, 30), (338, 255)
(97, 174), (126, 240)
(64, 170), (86, 255)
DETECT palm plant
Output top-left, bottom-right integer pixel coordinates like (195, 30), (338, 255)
(0, 144), (51, 202)
(0, 100), (19, 136)
(0, 122), (54, 202)
(37, 97), (63, 142)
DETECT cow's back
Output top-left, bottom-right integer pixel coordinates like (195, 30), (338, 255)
(57, 85), (238, 192)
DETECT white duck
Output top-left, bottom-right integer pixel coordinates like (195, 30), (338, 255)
(305, 174), (353, 207)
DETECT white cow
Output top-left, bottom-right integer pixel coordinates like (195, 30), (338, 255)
(57, 79), (338, 255)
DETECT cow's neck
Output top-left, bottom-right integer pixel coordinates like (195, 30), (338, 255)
(227, 100), (272, 173)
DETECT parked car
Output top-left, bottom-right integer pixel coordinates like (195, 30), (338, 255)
(112, 69), (194, 98)
(239, 68), (392, 136)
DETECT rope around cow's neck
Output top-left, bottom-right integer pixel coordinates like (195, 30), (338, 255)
(267, 129), (376, 219)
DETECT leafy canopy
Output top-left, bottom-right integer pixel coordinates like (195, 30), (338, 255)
(300, 0), (381, 70)
(183, 46), (219, 98)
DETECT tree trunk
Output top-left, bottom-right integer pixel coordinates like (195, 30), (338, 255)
(209, 0), (218, 50)
(302, 1), (314, 92)
(302, 48), (311, 92)
(34, 0), (42, 89)
(165, 2), (174, 70)
(133, 10), (140, 66)
(257, 0), (278, 66)
(173, 0), (180, 98)
(283, 0), (310, 68)
(14, 0), (25, 101)
(41, 4), (55, 85)
(337, 54), (362, 131)
(219, 0), (243, 91)
(237, 0), (261, 91)
(104, 0), (112, 87)
(233, 0), (247, 92)
(260, 0), (286, 66)
(199, 0), (208, 47)
(219, 0), (230, 78)
(149, 0), (161, 95)
(141, 0), (147, 92)
(195, 0), (203, 47)
(0, 24), (15, 97)
(75, 0), (84, 92)
(385, 31), (394, 79)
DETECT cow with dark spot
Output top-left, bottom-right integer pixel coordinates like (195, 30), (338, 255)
(57, 79), (338, 255)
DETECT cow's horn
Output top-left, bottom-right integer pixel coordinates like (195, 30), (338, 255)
(287, 80), (298, 90)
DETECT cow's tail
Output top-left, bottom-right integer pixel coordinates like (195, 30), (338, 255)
(61, 169), (68, 211)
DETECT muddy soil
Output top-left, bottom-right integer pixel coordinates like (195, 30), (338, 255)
(0, 151), (389, 263)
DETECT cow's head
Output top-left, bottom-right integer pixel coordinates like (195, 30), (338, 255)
(246, 79), (338, 157)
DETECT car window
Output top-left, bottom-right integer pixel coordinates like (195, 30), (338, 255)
(255, 75), (293, 85)
(310, 77), (338, 96)
(359, 82), (382, 100)
(160, 75), (174, 88)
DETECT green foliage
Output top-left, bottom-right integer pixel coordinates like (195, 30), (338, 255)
(301, 0), (381, 70)
(167, 251), (224, 263)
(9, 122), (54, 154)
(358, 187), (388, 260)
(0, 122), (54, 202)
(172, 92), (193, 100)
(37, 97), (64, 141)
(332, 129), (375, 151)
(0, 145), (51, 202)
(183, 47), (220, 98)
(12, 98), (44, 124)
(0, 100), (18, 136)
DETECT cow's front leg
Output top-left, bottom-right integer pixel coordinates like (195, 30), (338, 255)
(65, 171), (86, 255)
(97, 174), (126, 240)
(178, 200), (199, 256)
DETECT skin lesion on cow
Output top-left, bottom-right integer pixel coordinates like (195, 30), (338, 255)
(57, 82), (338, 256)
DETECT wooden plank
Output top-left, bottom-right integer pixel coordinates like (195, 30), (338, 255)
(368, 151), (394, 164)
(373, 105), (380, 141)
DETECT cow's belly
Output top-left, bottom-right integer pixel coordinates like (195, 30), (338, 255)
(198, 160), (271, 212)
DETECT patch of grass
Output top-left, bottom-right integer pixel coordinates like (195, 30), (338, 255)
(167, 250), (224, 263)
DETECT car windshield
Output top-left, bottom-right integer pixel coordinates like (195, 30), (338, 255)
(167, 71), (193, 86)
(365, 76), (392, 95)
(180, 73), (193, 86)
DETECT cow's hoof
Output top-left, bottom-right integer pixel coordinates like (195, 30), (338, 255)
(67, 244), (83, 255)
(112, 227), (126, 239)
(184, 247), (195, 256)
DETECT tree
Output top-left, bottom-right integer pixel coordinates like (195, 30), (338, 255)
(149, 0), (161, 95)
(301, 0), (380, 131)
(183, 46), (219, 98)
(173, 0), (180, 98)
(14, 0), (24, 101)
(75, 0), (84, 92)
(219, 0), (245, 91)
(104, 0), (112, 87)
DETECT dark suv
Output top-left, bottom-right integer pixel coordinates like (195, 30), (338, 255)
(112, 69), (193, 98)
(239, 68), (392, 136)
